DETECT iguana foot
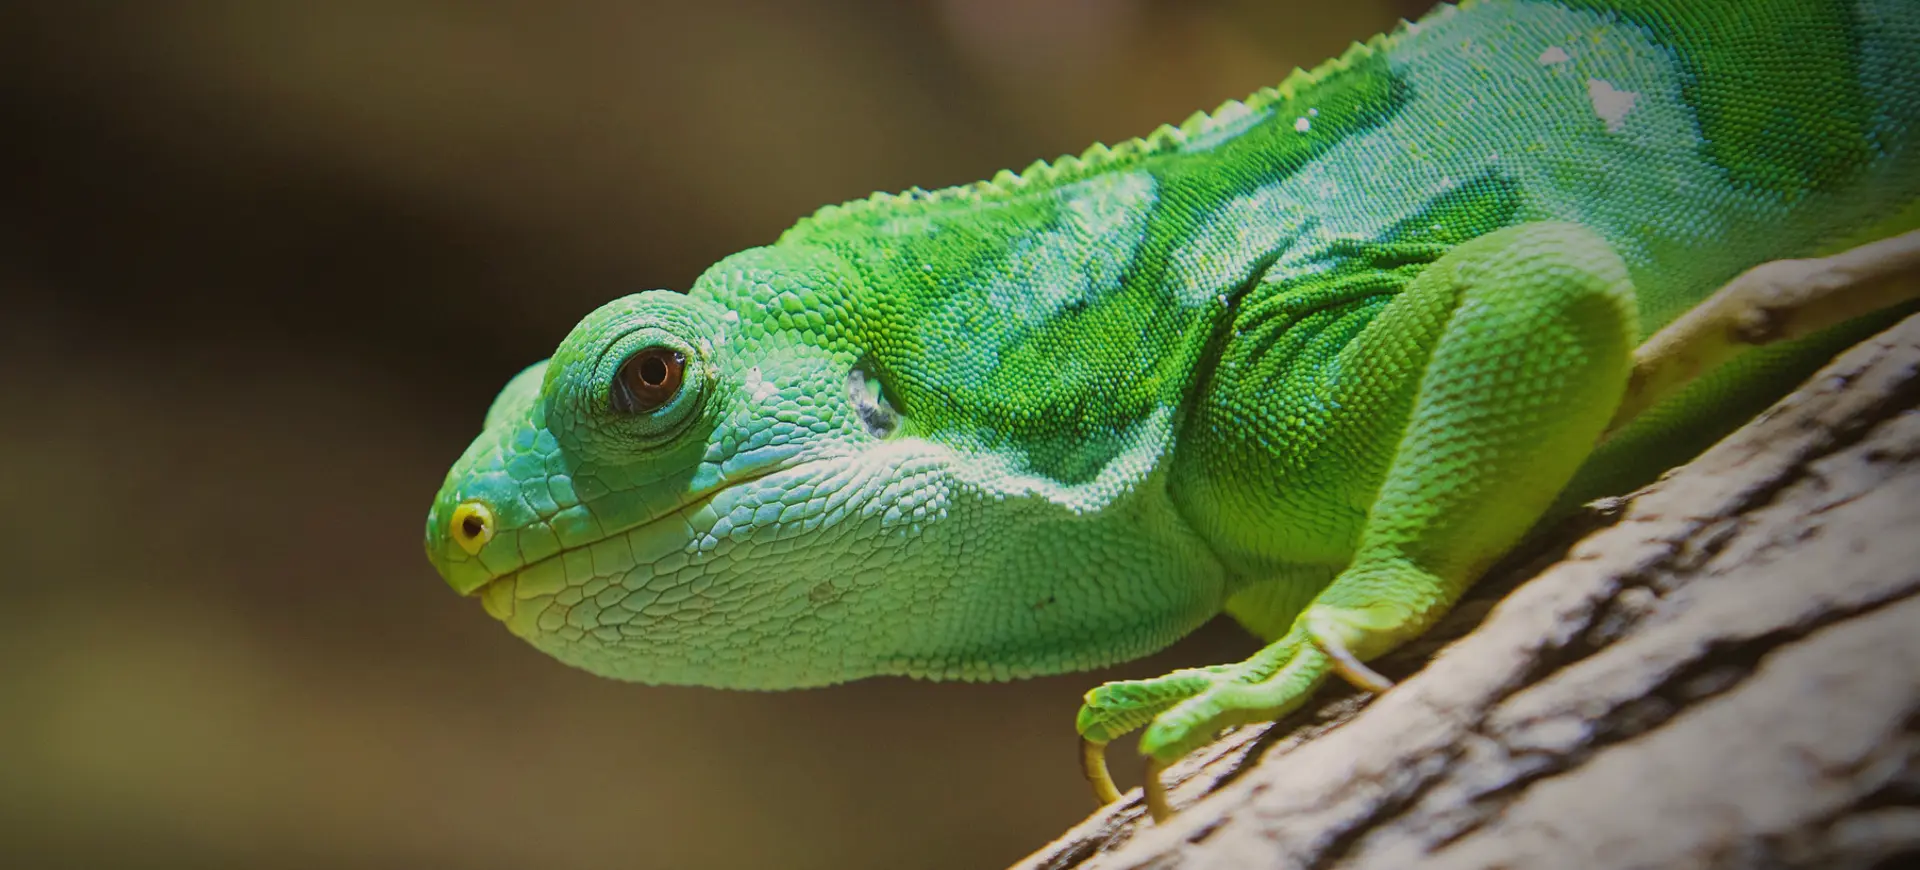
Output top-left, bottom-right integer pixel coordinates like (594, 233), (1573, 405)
(1076, 605), (1401, 819)
(1076, 662), (1228, 814)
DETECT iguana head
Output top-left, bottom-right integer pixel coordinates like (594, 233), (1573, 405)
(427, 217), (1227, 687)
(425, 244), (944, 688)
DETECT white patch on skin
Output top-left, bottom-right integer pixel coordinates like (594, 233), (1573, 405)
(920, 170), (1157, 377)
(1211, 100), (1254, 128)
(1163, 0), (1829, 336)
(1294, 116), (1312, 133)
(1059, 170), (1155, 243)
(1586, 78), (1639, 132)
(1538, 45), (1570, 65)
(744, 366), (778, 403)
(1168, 0), (1716, 317)
(1164, 181), (1311, 308)
(946, 404), (1177, 512)
(878, 214), (935, 236)
(979, 170), (1154, 325)
(1181, 103), (1273, 152)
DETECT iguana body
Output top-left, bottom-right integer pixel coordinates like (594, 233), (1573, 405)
(427, 0), (1920, 809)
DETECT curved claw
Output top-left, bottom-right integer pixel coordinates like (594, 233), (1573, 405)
(1143, 756), (1173, 822)
(1081, 737), (1122, 806)
(1310, 621), (1396, 694)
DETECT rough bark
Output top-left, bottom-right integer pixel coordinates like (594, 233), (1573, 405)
(1012, 313), (1920, 870)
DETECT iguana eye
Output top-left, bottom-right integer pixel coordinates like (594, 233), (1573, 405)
(611, 346), (685, 414)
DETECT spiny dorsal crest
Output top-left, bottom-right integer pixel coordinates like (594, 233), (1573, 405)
(785, 5), (1455, 239)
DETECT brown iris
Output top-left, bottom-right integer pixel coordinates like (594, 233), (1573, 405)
(611, 346), (686, 413)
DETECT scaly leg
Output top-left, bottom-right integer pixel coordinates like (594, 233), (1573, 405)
(1080, 223), (1639, 819)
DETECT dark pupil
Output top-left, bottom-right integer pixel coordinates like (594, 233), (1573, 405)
(638, 355), (668, 385)
(613, 347), (685, 414)
(460, 516), (485, 539)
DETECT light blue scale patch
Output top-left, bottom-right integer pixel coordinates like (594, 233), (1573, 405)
(1181, 101), (1276, 154)
(1164, 183), (1317, 308)
(921, 170), (1157, 373)
(946, 403), (1179, 516)
(982, 170), (1156, 324)
(1173, 0), (1882, 334)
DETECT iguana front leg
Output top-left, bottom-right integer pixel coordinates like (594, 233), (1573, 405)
(1080, 222), (1640, 821)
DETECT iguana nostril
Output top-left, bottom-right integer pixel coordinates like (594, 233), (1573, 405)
(450, 501), (494, 555)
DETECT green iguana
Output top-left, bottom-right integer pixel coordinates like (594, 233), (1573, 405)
(426, 0), (1920, 821)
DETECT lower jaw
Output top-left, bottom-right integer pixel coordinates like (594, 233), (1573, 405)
(479, 576), (518, 622)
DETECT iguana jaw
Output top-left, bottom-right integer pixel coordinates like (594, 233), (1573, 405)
(453, 446), (925, 690)
(457, 459), (795, 624)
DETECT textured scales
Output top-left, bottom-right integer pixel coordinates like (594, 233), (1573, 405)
(426, 0), (1920, 788)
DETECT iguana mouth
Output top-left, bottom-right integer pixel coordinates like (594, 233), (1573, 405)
(465, 458), (817, 618)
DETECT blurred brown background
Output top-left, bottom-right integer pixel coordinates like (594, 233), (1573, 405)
(0, 2), (1424, 868)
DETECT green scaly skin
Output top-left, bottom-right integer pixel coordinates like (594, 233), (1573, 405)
(426, 0), (1920, 768)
